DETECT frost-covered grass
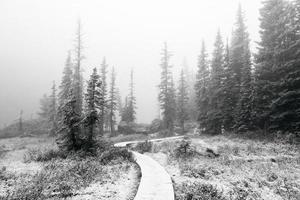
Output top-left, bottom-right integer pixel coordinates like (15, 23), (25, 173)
(146, 134), (300, 200)
(0, 136), (140, 200)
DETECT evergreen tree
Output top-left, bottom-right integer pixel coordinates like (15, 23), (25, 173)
(56, 87), (81, 151)
(99, 57), (108, 135)
(223, 4), (250, 131)
(58, 51), (73, 107)
(183, 59), (197, 121)
(38, 82), (58, 135)
(108, 67), (118, 136)
(234, 40), (254, 132)
(195, 40), (210, 132)
(84, 68), (102, 149)
(73, 20), (84, 118)
(253, 0), (288, 130)
(230, 5), (254, 132)
(38, 94), (51, 119)
(49, 81), (58, 135)
(222, 39), (235, 131)
(121, 96), (130, 122)
(116, 88), (123, 120)
(127, 69), (137, 122)
(19, 110), (23, 134)
(177, 69), (189, 133)
(207, 30), (225, 135)
(268, 0), (300, 132)
(158, 42), (176, 132)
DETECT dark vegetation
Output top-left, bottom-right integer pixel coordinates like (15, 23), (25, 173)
(1, 142), (135, 200)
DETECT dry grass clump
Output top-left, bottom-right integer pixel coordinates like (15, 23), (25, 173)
(23, 147), (67, 162)
(175, 181), (226, 200)
(180, 164), (223, 180)
(152, 140), (177, 154)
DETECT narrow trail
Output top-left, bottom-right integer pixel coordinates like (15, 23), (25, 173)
(115, 136), (183, 200)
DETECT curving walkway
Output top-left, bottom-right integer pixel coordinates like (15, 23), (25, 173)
(115, 136), (183, 200)
(133, 151), (174, 200)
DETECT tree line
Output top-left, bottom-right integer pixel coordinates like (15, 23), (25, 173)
(158, 0), (300, 136)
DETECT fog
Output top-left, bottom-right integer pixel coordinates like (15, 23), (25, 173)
(0, 0), (262, 127)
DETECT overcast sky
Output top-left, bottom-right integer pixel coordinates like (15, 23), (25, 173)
(0, 0), (263, 127)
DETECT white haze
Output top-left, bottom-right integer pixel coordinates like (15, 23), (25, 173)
(0, 0), (262, 127)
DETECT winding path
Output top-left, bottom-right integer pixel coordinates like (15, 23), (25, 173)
(115, 136), (183, 200)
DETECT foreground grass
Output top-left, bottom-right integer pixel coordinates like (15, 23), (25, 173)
(0, 136), (140, 200)
(143, 134), (300, 200)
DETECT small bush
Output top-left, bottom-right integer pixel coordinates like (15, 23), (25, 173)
(24, 147), (67, 163)
(133, 140), (153, 153)
(148, 118), (164, 133)
(175, 181), (226, 200)
(174, 139), (196, 159)
(158, 129), (174, 138)
(180, 164), (221, 180)
(99, 147), (134, 164)
(229, 180), (261, 200)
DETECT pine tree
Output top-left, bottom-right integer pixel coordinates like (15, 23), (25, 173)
(127, 69), (137, 122)
(195, 40), (210, 132)
(84, 68), (102, 149)
(230, 5), (254, 132)
(19, 110), (23, 134)
(177, 69), (189, 133)
(99, 57), (108, 135)
(58, 51), (73, 107)
(158, 42), (176, 132)
(121, 96), (130, 122)
(56, 87), (81, 151)
(268, 0), (300, 132)
(222, 39), (235, 131)
(234, 40), (254, 132)
(38, 82), (58, 135)
(108, 67), (118, 136)
(223, 4), (250, 131)
(207, 30), (225, 135)
(38, 94), (51, 119)
(253, 0), (288, 130)
(183, 59), (197, 121)
(73, 20), (84, 118)
(116, 88), (123, 120)
(49, 81), (58, 135)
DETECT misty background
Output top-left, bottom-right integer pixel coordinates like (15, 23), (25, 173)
(0, 0), (262, 128)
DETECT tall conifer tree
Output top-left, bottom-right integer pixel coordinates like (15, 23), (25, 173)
(207, 30), (225, 135)
(158, 42), (176, 132)
(177, 69), (189, 133)
(99, 57), (108, 135)
(253, 0), (287, 130)
(195, 40), (210, 132)
(108, 67), (117, 136)
(84, 68), (102, 149)
(73, 20), (84, 118)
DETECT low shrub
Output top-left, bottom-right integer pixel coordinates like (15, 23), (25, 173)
(229, 180), (261, 200)
(148, 118), (164, 133)
(23, 147), (67, 163)
(158, 129), (174, 138)
(180, 164), (221, 179)
(174, 139), (197, 159)
(175, 181), (226, 200)
(133, 140), (153, 153)
(99, 147), (134, 164)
